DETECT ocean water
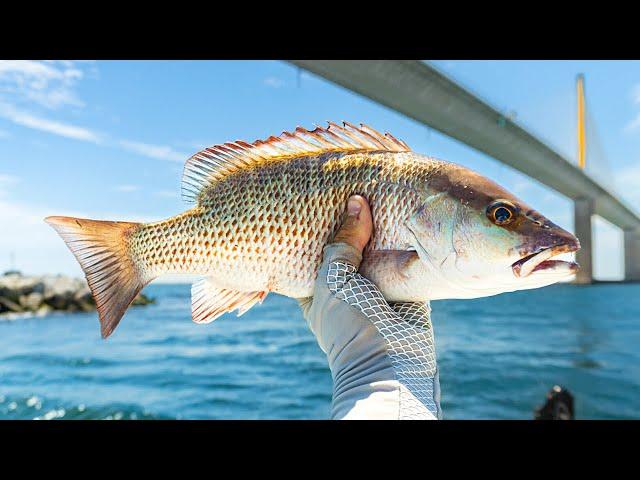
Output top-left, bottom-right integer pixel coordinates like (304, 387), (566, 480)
(0, 282), (638, 420)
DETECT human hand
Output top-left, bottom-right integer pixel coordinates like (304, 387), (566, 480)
(298, 195), (441, 420)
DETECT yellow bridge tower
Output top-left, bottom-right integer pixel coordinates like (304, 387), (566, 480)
(576, 74), (586, 170)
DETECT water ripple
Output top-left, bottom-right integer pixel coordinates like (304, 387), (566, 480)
(0, 282), (638, 419)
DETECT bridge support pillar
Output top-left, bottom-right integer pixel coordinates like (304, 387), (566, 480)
(624, 229), (640, 282)
(574, 197), (593, 284)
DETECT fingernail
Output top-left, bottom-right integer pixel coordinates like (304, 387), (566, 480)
(347, 197), (361, 217)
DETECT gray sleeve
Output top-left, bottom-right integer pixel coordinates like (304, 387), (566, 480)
(299, 242), (441, 420)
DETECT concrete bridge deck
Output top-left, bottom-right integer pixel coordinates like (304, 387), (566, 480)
(289, 60), (640, 282)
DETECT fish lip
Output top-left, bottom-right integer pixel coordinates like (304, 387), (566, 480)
(512, 243), (580, 278)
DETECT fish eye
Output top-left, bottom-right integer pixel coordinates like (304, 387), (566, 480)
(487, 201), (517, 226)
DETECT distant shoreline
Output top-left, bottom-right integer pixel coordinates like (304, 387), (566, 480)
(0, 271), (153, 318)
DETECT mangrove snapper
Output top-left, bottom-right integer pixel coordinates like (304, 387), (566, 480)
(45, 122), (579, 338)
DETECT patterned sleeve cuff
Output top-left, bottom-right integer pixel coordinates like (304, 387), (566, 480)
(322, 242), (363, 270)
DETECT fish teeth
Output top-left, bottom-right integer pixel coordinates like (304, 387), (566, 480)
(519, 248), (555, 277)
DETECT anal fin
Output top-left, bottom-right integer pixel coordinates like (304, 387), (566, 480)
(191, 278), (268, 324)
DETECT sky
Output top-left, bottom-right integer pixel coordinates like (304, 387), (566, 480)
(1, 60), (639, 281)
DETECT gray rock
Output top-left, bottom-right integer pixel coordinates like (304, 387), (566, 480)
(0, 295), (23, 313)
(41, 275), (84, 299)
(19, 292), (45, 311)
(0, 272), (153, 317)
(133, 293), (154, 305)
(73, 287), (93, 302)
(0, 274), (45, 301)
(36, 304), (53, 316)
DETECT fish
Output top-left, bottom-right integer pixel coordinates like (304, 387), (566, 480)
(45, 121), (580, 338)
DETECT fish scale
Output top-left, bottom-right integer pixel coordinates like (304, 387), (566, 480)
(131, 151), (432, 299)
(45, 121), (579, 338)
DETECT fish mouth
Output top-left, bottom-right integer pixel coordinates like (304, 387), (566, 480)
(512, 243), (580, 278)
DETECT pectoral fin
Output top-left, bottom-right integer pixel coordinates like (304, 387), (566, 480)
(359, 250), (429, 302)
(191, 278), (268, 324)
(360, 250), (420, 280)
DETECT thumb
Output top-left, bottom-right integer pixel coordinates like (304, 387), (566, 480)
(332, 195), (373, 253)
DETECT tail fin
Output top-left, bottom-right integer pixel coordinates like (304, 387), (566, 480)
(45, 216), (148, 339)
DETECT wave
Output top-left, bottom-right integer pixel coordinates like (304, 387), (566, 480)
(0, 393), (168, 420)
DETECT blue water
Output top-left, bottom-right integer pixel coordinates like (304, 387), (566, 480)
(0, 283), (638, 419)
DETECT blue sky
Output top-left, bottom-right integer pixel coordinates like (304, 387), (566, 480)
(1, 60), (639, 281)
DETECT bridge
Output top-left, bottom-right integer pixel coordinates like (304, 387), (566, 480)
(289, 60), (640, 283)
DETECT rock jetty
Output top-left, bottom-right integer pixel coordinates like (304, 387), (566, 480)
(0, 271), (153, 317)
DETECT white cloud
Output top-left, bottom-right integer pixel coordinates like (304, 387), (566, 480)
(114, 184), (140, 192)
(119, 139), (187, 162)
(176, 139), (213, 151)
(0, 62), (190, 165)
(0, 103), (186, 162)
(624, 113), (640, 133)
(0, 102), (189, 163)
(0, 103), (102, 143)
(0, 60), (85, 109)
(0, 61), (190, 276)
(0, 61), (99, 142)
(264, 76), (284, 88)
(154, 190), (180, 199)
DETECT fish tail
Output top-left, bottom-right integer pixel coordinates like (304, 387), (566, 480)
(44, 216), (152, 339)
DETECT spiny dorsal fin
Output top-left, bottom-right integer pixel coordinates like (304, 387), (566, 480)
(191, 277), (268, 324)
(181, 121), (411, 203)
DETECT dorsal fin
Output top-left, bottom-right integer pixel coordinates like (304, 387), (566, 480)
(181, 121), (411, 203)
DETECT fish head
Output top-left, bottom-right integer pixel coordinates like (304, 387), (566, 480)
(407, 163), (580, 299)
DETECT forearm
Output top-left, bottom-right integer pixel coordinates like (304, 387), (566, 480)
(329, 312), (440, 420)
(323, 298), (404, 420)
(301, 243), (441, 420)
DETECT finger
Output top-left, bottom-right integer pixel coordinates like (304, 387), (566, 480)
(332, 195), (373, 253)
